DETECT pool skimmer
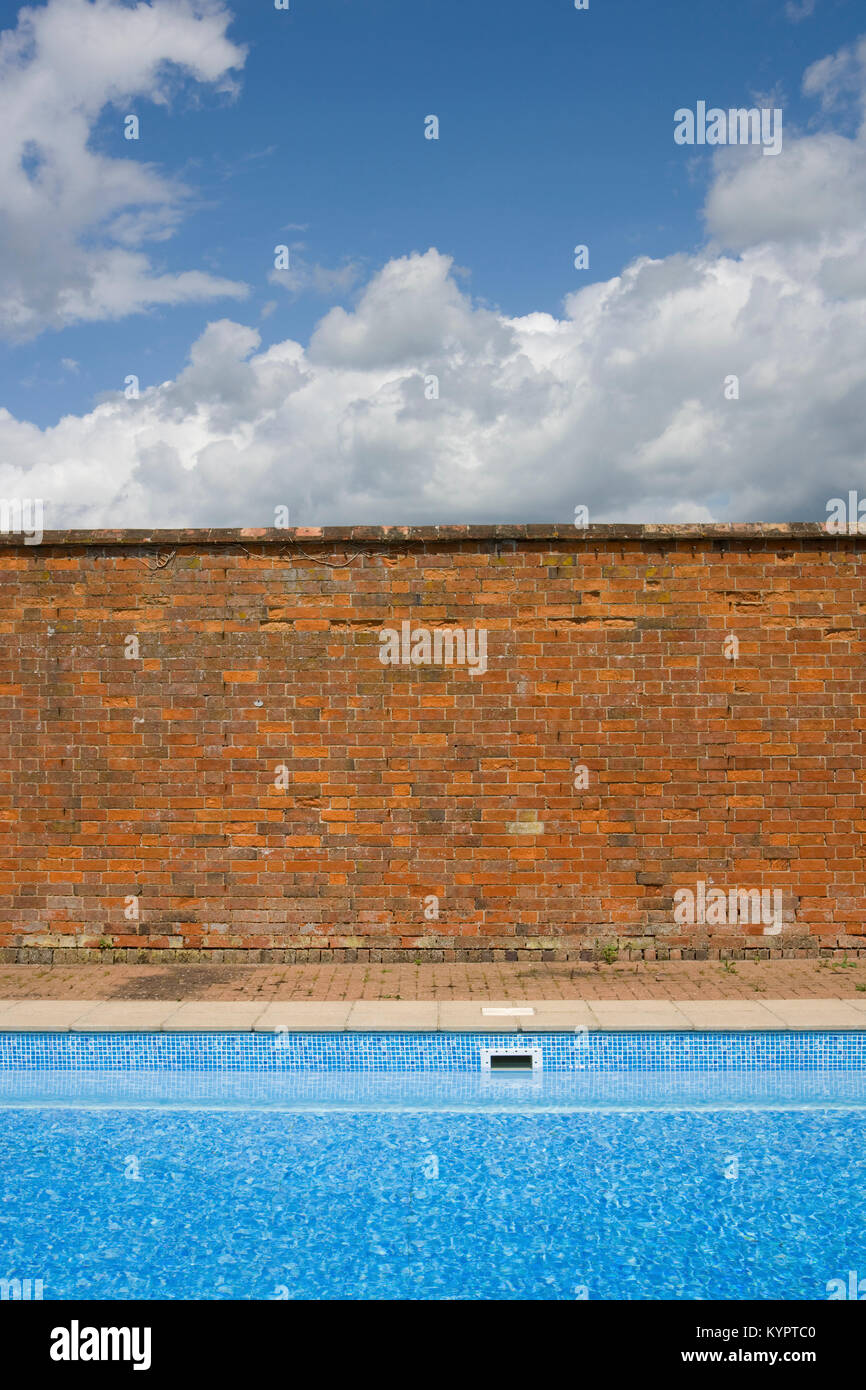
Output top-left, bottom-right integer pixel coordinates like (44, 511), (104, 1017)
(481, 1046), (543, 1074)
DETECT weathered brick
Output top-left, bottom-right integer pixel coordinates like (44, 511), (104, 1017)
(0, 524), (863, 957)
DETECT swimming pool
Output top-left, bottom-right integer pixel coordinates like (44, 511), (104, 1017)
(1, 1031), (864, 1301)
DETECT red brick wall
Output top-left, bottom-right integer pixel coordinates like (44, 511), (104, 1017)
(1, 525), (864, 961)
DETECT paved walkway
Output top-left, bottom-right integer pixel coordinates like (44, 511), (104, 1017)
(0, 958), (864, 1000)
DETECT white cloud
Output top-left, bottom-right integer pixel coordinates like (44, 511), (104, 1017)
(785, 0), (816, 24)
(268, 250), (362, 300)
(802, 36), (866, 111)
(0, 0), (249, 339)
(703, 130), (866, 248)
(3, 34), (866, 526)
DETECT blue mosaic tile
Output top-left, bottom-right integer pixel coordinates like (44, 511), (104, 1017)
(0, 1030), (864, 1072)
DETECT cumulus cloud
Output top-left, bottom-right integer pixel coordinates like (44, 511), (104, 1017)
(0, 0), (248, 339)
(3, 31), (866, 526)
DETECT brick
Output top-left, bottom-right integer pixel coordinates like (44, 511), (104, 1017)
(0, 524), (864, 957)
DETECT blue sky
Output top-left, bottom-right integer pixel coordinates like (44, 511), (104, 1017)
(1, 0), (865, 525)
(2, 0), (856, 426)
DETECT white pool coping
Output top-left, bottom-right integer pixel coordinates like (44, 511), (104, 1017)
(0, 998), (865, 1032)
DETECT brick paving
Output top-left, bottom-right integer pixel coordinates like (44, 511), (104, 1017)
(1, 958), (865, 1002)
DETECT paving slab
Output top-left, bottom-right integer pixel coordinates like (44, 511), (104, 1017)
(0, 1000), (106, 1030)
(2, 996), (866, 1033)
(346, 1001), (438, 1031)
(253, 1002), (352, 1032)
(759, 998), (866, 1029)
(588, 1000), (694, 1031)
(161, 1002), (265, 1032)
(71, 1001), (184, 1032)
(517, 1001), (598, 1032)
(438, 1002), (521, 1032)
(675, 1000), (787, 1031)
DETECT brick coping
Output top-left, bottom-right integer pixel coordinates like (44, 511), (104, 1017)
(1, 998), (865, 1031)
(0, 522), (857, 548)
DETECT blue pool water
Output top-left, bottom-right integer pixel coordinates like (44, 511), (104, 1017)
(1, 1032), (864, 1301)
